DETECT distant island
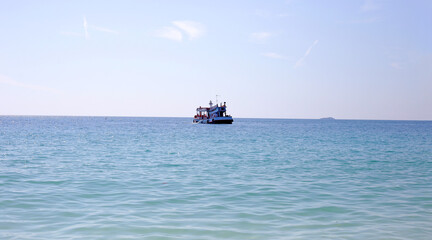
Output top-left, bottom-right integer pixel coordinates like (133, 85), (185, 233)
(320, 117), (335, 120)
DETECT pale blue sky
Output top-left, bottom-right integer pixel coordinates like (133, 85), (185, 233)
(0, 0), (431, 120)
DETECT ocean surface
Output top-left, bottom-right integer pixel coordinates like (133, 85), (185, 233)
(1, 116), (431, 239)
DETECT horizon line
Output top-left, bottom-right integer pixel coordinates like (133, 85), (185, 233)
(0, 114), (431, 122)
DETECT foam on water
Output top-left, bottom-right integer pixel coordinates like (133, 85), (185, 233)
(1, 117), (432, 239)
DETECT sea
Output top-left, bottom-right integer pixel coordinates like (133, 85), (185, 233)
(1, 116), (431, 239)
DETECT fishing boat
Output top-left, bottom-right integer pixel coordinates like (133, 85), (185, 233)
(193, 100), (234, 124)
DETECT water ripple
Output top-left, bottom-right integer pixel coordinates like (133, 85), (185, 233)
(1, 117), (432, 239)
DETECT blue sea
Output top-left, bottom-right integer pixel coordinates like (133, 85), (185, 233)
(1, 116), (431, 239)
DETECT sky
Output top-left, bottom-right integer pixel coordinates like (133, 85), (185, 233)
(0, 0), (431, 120)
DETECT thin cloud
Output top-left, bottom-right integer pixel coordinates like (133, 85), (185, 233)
(155, 26), (183, 41)
(254, 9), (271, 17)
(277, 13), (291, 18)
(61, 16), (118, 40)
(89, 25), (119, 34)
(262, 52), (288, 59)
(83, 16), (89, 39)
(349, 17), (379, 24)
(254, 9), (291, 18)
(155, 20), (205, 42)
(172, 21), (205, 40)
(60, 31), (83, 37)
(0, 75), (61, 94)
(390, 62), (402, 69)
(295, 40), (319, 68)
(361, 0), (380, 11)
(251, 32), (272, 42)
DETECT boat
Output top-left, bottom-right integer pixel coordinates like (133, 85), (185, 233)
(193, 100), (234, 124)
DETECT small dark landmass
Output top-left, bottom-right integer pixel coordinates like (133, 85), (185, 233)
(320, 117), (335, 120)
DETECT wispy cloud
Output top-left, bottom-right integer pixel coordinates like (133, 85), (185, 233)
(262, 52), (288, 59)
(390, 62), (402, 69)
(361, 0), (380, 11)
(172, 21), (205, 40)
(251, 32), (272, 42)
(60, 31), (83, 37)
(254, 9), (271, 18)
(294, 40), (319, 68)
(84, 16), (119, 38)
(348, 17), (379, 24)
(155, 27), (183, 41)
(83, 16), (89, 39)
(156, 20), (205, 42)
(62, 16), (118, 39)
(254, 9), (291, 18)
(277, 13), (291, 18)
(90, 25), (118, 34)
(0, 75), (61, 94)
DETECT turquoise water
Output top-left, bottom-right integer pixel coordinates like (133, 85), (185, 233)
(1, 116), (432, 239)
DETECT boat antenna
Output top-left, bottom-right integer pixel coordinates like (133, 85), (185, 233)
(216, 95), (220, 105)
